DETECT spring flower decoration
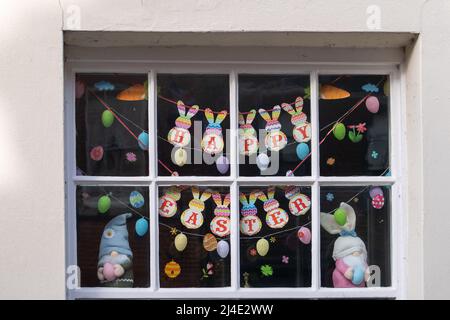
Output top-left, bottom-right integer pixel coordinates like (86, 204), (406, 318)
(201, 108), (228, 155)
(347, 122), (367, 143)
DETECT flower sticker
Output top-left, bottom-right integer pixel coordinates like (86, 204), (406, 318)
(249, 248), (257, 256)
(269, 236), (276, 243)
(326, 157), (336, 166)
(362, 83), (379, 93)
(282, 256), (289, 264)
(260, 265), (273, 277)
(326, 193), (335, 202)
(348, 123), (366, 143)
(126, 152), (137, 162)
(371, 150), (379, 159)
(94, 81), (115, 91)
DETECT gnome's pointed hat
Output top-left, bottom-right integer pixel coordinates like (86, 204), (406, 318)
(98, 213), (133, 259)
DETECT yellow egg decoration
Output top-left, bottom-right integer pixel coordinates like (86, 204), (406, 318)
(174, 233), (188, 252)
(203, 233), (218, 252)
(256, 238), (269, 257)
(164, 260), (181, 279)
(173, 148), (188, 167)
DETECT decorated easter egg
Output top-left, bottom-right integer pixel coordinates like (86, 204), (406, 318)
(216, 155), (230, 174)
(266, 208), (289, 229)
(240, 215), (262, 236)
(203, 233), (218, 252)
(333, 123), (346, 141)
(334, 208), (347, 226)
(369, 187), (384, 199)
(210, 216), (231, 237)
(217, 240), (230, 259)
(103, 262), (116, 281)
(159, 195), (178, 218)
(168, 127), (190, 148)
(256, 153), (270, 171)
(90, 146), (104, 161)
(365, 96), (380, 114)
(173, 147), (187, 167)
(256, 238), (269, 257)
(293, 123), (312, 143)
(288, 194), (311, 216)
(97, 195), (111, 214)
(164, 260), (181, 278)
(296, 143), (310, 160)
(265, 131), (287, 152)
(135, 218), (148, 236)
(138, 131), (149, 150)
(101, 110), (114, 128)
(129, 191), (145, 209)
(372, 194), (385, 209)
(174, 233), (188, 252)
(239, 136), (259, 156)
(297, 227), (311, 244)
(181, 209), (204, 229)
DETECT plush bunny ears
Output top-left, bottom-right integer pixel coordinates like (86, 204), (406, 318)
(320, 202), (356, 235)
(239, 109), (256, 126)
(205, 108), (227, 126)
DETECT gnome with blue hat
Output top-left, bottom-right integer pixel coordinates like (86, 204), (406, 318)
(97, 213), (134, 287)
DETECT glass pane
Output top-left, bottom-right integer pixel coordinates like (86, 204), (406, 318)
(157, 74), (230, 176)
(158, 186), (231, 287)
(320, 186), (391, 288)
(238, 75), (311, 177)
(319, 75), (390, 176)
(76, 186), (150, 288)
(239, 186), (312, 287)
(75, 74), (149, 176)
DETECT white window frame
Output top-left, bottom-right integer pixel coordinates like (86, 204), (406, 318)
(64, 59), (405, 300)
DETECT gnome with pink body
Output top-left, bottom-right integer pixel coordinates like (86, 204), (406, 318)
(321, 203), (370, 288)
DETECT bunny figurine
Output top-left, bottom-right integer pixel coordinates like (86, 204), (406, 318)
(239, 191), (262, 236)
(201, 108), (228, 155)
(321, 202), (370, 288)
(210, 192), (231, 237)
(159, 186), (183, 218)
(239, 109), (259, 156)
(281, 97), (312, 143)
(258, 187), (289, 229)
(167, 101), (199, 166)
(258, 105), (287, 151)
(181, 186), (211, 229)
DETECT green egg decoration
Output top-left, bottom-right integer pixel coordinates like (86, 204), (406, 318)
(101, 110), (114, 128)
(97, 195), (111, 214)
(333, 123), (346, 141)
(334, 208), (347, 226)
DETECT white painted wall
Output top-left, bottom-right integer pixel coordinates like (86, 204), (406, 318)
(1, 0), (449, 299)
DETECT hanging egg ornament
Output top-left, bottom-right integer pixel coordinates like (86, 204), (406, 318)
(90, 145), (104, 161)
(369, 187), (384, 199)
(164, 260), (181, 278)
(365, 96), (380, 114)
(97, 195), (111, 214)
(135, 218), (148, 236)
(297, 226), (311, 244)
(217, 240), (230, 258)
(334, 208), (347, 226)
(173, 147), (188, 167)
(138, 131), (149, 150)
(174, 233), (188, 252)
(216, 155), (230, 174)
(203, 233), (218, 252)
(129, 191), (145, 209)
(256, 153), (270, 171)
(101, 110), (114, 128)
(256, 238), (269, 257)
(296, 143), (310, 160)
(372, 194), (385, 209)
(333, 123), (346, 141)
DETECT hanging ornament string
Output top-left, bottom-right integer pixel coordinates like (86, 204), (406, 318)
(158, 159), (175, 175)
(240, 221), (312, 240)
(158, 222), (230, 240)
(105, 104), (148, 134)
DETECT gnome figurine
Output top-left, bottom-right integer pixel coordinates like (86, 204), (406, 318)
(97, 213), (134, 287)
(321, 203), (370, 288)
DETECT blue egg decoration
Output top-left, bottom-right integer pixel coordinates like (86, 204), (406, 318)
(296, 143), (310, 160)
(138, 131), (149, 150)
(352, 266), (365, 285)
(129, 191), (145, 209)
(135, 218), (149, 237)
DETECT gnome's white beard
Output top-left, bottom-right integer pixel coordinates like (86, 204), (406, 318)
(342, 253), (367, 269)
(98, 253), (131, 267)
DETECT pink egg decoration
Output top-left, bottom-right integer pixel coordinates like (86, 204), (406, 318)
(297, 227), (311, 245)
(372, 194), (385, 209)
(102, 262), (116, 281)
(76, 80), (85, 99)
(365, 96), (380, 113)
(369, 187), (384, 199)
(90, 146), (104, 161)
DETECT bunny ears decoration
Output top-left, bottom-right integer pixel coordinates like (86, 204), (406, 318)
(202, 108), (228, 155)
(239, 191), (262, 236)
(239, 109), (258, 156)
(180, 186), (212, 229)
(258, 105), (287, 152)
(320, 202), (357, 235)
(210, 193), (231, 237)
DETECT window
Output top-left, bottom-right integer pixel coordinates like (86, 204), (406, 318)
(66, 62), (402, 299)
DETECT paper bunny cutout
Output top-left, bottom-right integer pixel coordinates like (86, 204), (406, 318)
(210, 193), (231, 237)
(168, 101), (199, 147)
(258, 105), (287, 151)
(281, 97), (312, 143)
(239, 191), (262, 236)
(321, 202), (369, 288)
(284, 185), (311, 216)
(201, 108), (228, 155)
(239, 109), (259, 156)
(159, 186), (183, 218)
(258, 187), (289, 229)
(180, 186), (211, 229)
